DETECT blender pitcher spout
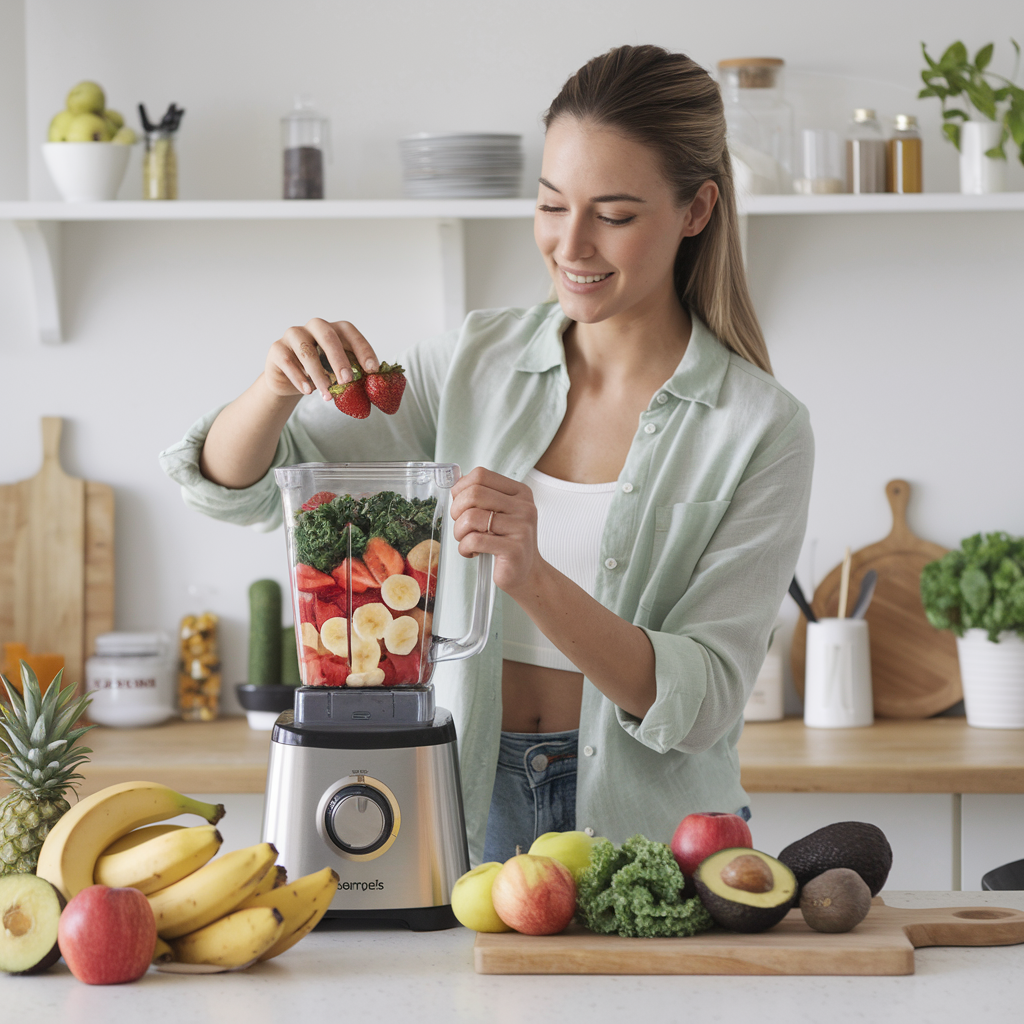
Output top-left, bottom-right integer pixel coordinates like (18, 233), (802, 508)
(431, 553), (495, 663)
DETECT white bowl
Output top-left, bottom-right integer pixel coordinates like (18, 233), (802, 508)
(42, 141), (131, 202)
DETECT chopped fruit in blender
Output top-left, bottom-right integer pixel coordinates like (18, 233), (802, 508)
(320, 657), (350, 687)
(363, 536), (404, 584)
(388, 648), (422, 684)
(346, 668), (386, 687)
(319, 617), (349, 658)
(313, 597), (346, 633)
(353, 602), (393, 640)
(332, 558), (377, 593)
(363, 362), (407, 415)
(300, 491), (337, 511)
(383, 615), (420, 656)
(380, 658), (397, 686)
(381, 574), (421, 611)
(349, 632), (381, 672)
(299, 621), (322, 651)
(407, 606), (433, 637)
(406, 538), (440, 597)
(296, 563), (336, 593)
(298, 592), (317, 626)
(301, 651), (327, 686)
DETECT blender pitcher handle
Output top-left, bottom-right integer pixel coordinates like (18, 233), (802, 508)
(430, 553), (496, 663)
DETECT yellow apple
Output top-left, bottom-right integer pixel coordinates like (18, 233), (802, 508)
(66, 81), (105, 115)
(450, 862), (512, 933)
(66, 113), (113, 142)
(528, 830), (603, 877)
(48, 110), (75, 141)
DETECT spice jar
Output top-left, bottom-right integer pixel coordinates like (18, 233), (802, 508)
(282, 97), (329, 200)
(143, 130), (178, 199)
(718, 57), (794, 195)
(887, 114), (923, 194)
(846, 108), (887, 194)
(86, 633), (176, 728)
(178, 612), (221, 721)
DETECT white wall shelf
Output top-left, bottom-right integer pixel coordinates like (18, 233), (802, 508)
(3, 193), (1022, 343)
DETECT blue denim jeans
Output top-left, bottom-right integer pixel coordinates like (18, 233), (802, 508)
(481, 728), (752, 864)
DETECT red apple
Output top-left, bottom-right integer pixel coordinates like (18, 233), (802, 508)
(490, 854), (576, 935)
(671, 812), (753, 878)
(58, 885), (156, 985)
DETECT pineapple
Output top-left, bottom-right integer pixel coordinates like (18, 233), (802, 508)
(0, 662), (93, 876)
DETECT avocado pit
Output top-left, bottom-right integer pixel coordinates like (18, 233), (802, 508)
(721, 854), (774, 893)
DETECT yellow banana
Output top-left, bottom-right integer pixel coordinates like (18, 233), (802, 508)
(103, 824), (185, 849)
(237, 866), (339, 961)
(36, 781), (226, 901)
(148, 842), (278, 939)
(170, 906), (284, 968)
(152, 936), (174, 964)
(94, 824), (223, 893)
(249, 863), (287, 898)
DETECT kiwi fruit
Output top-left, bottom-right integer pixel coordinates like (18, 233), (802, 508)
(799, 868), (872, 933)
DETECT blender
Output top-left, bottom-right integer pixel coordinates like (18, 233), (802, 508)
(261, 462), (494, 929)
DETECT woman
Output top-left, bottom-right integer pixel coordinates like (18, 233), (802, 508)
(161, 45), (813, 865)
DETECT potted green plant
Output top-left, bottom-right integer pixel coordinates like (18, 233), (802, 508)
(919, 40), (1024, 193)
(921, 532), (1024, 728)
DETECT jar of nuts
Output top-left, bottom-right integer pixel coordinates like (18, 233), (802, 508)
(178, 612), (221, 721)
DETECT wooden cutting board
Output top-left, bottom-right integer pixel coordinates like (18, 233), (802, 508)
(0, 418), (114, 694)
(474, 899), (1024, 975)
(791, 480), (961, 719)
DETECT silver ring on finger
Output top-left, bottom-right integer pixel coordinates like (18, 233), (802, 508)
(485, 510), (495, 534)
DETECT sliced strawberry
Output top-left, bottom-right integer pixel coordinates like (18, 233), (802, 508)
(301, 491), (337, 511)
(364, 536), (404, 584)
(380, 656), (397, 686)
(388, 648), (422, 685)
(350, 588), (382, 612)
(321, 656), (351, 687)
(314, 596), (346, 632)
(296, 563), (337, 593)
(330, 376), (371, 419)
(363, 362), (406, 415)
(301, 652), (328, 686)
(298, 591), (317, 626)
(332, 558), (378, 593)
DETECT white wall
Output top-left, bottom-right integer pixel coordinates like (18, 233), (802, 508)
(1, 0), (1022, 714)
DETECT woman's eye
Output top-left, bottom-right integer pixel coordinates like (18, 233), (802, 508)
(537, 204), (565, 214)
(599, 215), (635, 225)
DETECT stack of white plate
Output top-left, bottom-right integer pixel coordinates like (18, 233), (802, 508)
(399, 133), (523, 198)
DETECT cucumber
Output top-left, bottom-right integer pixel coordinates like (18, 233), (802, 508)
(281, 625), (301, 687)
(248, 579), (282, 686)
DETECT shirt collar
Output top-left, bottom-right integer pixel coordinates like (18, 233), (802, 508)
(513, 303), (731, 408)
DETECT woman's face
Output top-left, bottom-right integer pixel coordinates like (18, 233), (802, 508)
(534, 117), (713, 327)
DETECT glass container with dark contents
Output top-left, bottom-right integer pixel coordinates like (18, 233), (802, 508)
(282, 97), (328, 199)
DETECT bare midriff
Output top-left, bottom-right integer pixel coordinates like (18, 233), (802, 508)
(501, 659), (584, 733)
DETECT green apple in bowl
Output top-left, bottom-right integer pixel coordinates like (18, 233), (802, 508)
(528, 830), (604, 877)
(66, 112), (113, 142)
(48, 110), (75, 142)
(66, 80), (105, 116)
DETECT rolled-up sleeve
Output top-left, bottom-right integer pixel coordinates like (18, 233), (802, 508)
(616, 403), (814, 754)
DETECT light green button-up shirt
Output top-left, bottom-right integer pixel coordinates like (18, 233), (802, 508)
(160, 302), (813, 863)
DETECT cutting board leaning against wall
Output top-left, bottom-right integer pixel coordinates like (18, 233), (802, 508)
(0, 418), (114, 694)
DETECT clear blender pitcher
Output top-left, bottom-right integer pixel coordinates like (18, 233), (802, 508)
(275, 462), (494, 712)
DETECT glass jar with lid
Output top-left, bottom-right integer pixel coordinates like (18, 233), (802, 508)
(85, 632), (177, 728)
(718, 57), (794, 195)
(887, 114), (923, 194)
(846, 108), (886, 193)
(282, 97), (329, 200)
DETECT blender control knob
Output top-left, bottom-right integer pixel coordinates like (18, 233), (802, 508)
(324, 784), (394, 854)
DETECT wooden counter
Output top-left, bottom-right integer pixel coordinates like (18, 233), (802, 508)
(3, 715), (1023, 798)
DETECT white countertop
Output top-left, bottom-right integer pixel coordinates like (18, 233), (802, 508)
(5, 891), (1023, 1024)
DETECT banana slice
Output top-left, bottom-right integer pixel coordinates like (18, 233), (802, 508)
(352, 602), (393, 640)
(380, 574), (421, 611)
(350, 631), (381, 672)
(407, 539), (441, 572)
(383, 615), (420, 656)
(346, 668), (386, 687)
(319, 617), (349, 658)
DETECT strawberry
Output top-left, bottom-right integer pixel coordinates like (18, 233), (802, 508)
(296, 563), (337, 593)
(301, 491), (336, 511)
(329, 369), (371, 419)
(363, 536), (404, 584)
(364, 362), (406, 415)
(332, 558), (378, 593)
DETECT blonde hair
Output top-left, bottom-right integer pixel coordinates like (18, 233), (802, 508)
(544, 45), (772, 375)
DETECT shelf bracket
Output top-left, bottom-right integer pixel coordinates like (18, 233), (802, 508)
(437, 218), (466, 332)
(14, 220), (63, 344)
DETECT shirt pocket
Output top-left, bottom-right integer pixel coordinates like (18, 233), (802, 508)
(638, 500), (731, 625)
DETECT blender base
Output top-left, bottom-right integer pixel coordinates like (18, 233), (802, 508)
(319, 905), (460, 931)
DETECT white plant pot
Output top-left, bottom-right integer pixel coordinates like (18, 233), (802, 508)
(42, 141), (131, 202)
(959, 122), (1006, 195)
(956, 629), (1024, 728)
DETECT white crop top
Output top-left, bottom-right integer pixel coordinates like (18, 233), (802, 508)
(501, 467), (617, 673)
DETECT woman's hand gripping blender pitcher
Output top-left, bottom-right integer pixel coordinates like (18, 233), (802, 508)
(261, 463), (494, 929)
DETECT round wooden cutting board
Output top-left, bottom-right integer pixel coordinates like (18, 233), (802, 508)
(791, 480), (962, 719)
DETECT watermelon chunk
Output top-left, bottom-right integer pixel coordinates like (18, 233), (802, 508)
(296, 563), (337, 593)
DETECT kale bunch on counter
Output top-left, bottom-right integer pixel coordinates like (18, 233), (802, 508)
(293, 490), (440, 574)
(921, 532), (1024, 641)
(575, 834), (714, 938)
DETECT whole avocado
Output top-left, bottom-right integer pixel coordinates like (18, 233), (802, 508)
(778, 821), (892, 896)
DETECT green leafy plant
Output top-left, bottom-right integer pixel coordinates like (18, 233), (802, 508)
(919, 40), (1024, 161)
(920, 532), (1024, 642)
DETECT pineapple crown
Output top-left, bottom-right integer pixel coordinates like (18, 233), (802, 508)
(0, 661), (94, 796)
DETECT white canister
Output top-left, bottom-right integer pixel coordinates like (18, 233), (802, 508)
(959, 121), (1006, 195)
(956, 629), (1024, 729)
(85, 632), (177, 728)
(803, 618), (874, 728)
(745, 628), (785, 721)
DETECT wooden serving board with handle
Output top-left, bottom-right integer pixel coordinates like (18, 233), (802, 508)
(474, 899), (1024, 975)
(0, 418), (114, 694)
(791, 480), (961, 719)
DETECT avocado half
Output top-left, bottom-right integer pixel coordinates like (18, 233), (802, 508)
(693, 848), (797, 933)
(778, 821), (892, 896)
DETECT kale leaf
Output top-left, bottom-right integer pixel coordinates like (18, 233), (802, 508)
(575, 835), (714, 938)
(361, 491), (442, 555)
